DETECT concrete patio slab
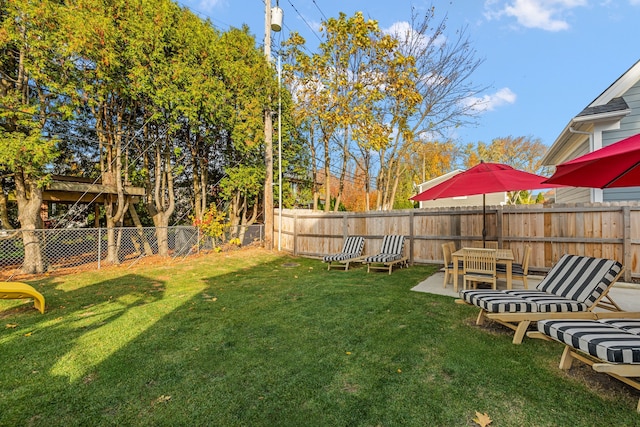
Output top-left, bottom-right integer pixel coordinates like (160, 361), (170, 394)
(412, 269), (640, 312)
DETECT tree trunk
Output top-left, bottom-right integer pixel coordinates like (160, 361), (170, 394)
(128, 203), (153, 256)
(14, 170), (45, 274)
(0, 181), (12, 230)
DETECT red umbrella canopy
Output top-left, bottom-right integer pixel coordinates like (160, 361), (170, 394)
(543, 133), (640, 188)
(411, 162), (556, 201)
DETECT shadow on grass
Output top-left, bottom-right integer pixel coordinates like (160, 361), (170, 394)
(1, 253), (639, 426)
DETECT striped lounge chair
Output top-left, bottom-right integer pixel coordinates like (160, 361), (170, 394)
(323, 236), (365, 271)
(455, 254), (624, 344)
(530, 313), (640, 412)
(363, 235), (408, 275)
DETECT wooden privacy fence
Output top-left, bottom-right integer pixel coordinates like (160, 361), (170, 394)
(275, 202), (640, 282)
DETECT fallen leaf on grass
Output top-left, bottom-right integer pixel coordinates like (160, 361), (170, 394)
(151, 395), (171, 406)
(5, 323), (18, 329)
(24, 332), (33, 337)
(473, 411), (492, 427)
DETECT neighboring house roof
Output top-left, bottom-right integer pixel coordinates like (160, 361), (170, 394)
(416, 170), (507, 208)
(542, 60), (640, 166)
(418, 169), (464, 189)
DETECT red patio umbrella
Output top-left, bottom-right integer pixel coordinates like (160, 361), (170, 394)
(543, 133), (640, 188)
(411, 161), (558, 245)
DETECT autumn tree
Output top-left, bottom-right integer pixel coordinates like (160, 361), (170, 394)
(463, 135), (549, 204)
(283, 12), (418, 212)
(377, 7), (487, 210)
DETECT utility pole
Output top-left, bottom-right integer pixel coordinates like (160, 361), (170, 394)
(264, 0), (274, 250)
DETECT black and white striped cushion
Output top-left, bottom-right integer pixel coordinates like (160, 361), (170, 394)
(363, 235), (405, 263)
(539, 319), (640, 364)
(535, 255), (622, 307)
(323, 236), (365, 262)
(379, 235), (405, 255)
(599, 319), (640, 336)
(460, 289), (537, 313)
(504, 290), (588, 313)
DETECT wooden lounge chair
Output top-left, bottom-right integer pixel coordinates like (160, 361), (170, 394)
(528, 313), (640, 412)
(363, 235), (407, 275)
(0, 281), (45, 314)
(455, 254), (624, 344)
(323, 236), (365, 271)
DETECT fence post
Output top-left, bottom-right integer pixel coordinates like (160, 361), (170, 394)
(496, 205), (503, 247)
(293, 211), (298, 256)
(97, 227), (101, 270)
(623, 205), (632, 282)
(409, 210), (414, 265)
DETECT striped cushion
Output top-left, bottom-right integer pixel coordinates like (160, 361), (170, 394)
(363, 235), (405, 263)
(379, 235), (405, 255)
(323, 252), (361, 262)
(600, 319), (640, 336)
(535, 255), (622, 307)
(323, 236), (365, 262)
(539, 319), (640, 364)
(363, 253), (402, 263)
(504, 290), (588, 313)
(460, 289), (537, 313)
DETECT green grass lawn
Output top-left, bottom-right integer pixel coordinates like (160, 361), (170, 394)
(1, 248), (638, 426)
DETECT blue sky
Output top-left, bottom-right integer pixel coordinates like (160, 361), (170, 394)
(179, 0), (640, 148)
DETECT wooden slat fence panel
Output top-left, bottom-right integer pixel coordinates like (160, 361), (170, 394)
(277, 202), (640, 281)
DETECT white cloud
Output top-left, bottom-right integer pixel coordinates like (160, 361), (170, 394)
(484, 0), (587, 31)
(194, 0), (225, 13)
(383, 21), (446, 50)
(464, 88), (517, 112)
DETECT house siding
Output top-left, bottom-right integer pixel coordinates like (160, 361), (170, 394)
(418, 192), (506, 208)
(554, 140), (590, 204)
(602, 79), (640, 201)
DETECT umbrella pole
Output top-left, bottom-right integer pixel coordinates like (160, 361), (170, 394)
(482, 194), (486, 247)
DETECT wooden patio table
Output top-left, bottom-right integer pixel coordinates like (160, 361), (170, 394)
(452, 248), (514, 293)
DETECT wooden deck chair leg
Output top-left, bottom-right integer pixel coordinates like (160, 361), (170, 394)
(522, 275), (528, 289)
(476, 309), (487, 326)
(512, 320), (531, 345)
(327, 262), (331, 271)
(559, 346), (575, 370)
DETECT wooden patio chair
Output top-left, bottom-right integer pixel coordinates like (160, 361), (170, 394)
(442, 243), (456, 287)
(462, 248), (497, 290)
(471, 240), (499, 249)
(323, 236), (365, 271)
(363, 235), (407, 275)
(456, 254), (624, 344)
(497, 245), (531, 289)
(529, 313), (640, 412)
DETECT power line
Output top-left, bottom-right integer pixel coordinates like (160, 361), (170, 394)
(286, 0), (323, 43)
(311, 0), (328, 21)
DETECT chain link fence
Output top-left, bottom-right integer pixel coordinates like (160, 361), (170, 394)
(0, 224), (263, 281)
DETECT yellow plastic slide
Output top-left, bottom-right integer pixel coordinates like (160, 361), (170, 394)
(0, 281), (45, 314)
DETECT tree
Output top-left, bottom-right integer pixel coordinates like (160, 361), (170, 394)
(0, 0), (66, 273)
(376, 6), (487, 210)
(463, 135), (549, 204)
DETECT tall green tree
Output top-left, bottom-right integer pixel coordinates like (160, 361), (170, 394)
(0, 0), (66, 273)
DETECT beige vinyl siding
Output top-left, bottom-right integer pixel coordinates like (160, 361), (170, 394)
(418, 192), (506, 208)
